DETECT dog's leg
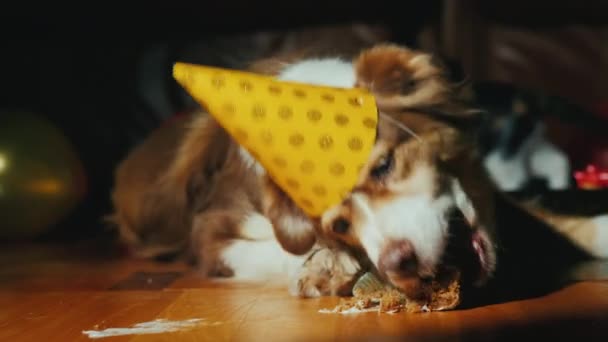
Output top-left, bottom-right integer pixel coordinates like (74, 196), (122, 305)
(261, 175), (363, 297)
(289, 246), (363, 298)
(191, 210), (308, 280)
(191, 209), (362, 296)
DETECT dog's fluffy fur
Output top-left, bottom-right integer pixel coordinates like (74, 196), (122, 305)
(109, 44), (608, 299)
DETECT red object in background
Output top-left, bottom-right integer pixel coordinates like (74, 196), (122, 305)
(587, 101), (608, 170)
(574, 164), (608, 189)
(545, 100), (608, 174)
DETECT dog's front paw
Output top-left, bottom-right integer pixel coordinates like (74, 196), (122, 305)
(289, 248), (361, 298)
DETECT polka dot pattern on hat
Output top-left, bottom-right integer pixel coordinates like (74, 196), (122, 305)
(173, 62), (378, 217)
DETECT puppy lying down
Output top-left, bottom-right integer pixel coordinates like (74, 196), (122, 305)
(109, 44), (608, 314)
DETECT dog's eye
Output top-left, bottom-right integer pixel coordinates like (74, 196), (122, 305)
(402, 79), (417, 92)
(332, 218), (350, 234)
(370, 151), (394, 179)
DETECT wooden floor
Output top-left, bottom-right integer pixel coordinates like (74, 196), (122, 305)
(1, 240), (607, 342)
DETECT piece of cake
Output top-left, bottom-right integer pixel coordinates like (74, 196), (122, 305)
(321, 270), (461, 314)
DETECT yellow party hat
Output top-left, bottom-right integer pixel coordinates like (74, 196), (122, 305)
(173, 62), (378, 217)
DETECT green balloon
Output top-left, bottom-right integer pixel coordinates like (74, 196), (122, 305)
(0, 111), (87, 239)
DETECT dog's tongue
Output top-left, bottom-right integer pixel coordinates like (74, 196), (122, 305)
(471, 229), (494, 285)
(473, 235), (487, 271)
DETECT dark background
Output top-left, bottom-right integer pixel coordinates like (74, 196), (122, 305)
(1, 0), (607, 241)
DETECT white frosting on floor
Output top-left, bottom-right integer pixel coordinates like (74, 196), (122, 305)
(82, 318), (219, 339)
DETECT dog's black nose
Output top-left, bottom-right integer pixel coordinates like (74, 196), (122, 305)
(378, 239), (418, 278)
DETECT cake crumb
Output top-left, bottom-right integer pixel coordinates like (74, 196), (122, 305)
(319, 270), (461, 314)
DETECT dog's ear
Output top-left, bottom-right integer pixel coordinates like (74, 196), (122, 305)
(354, 44), (451, 110)
(261, 175), (317, 255)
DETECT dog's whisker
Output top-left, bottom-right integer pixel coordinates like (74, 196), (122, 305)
(379, 112), (423, 142)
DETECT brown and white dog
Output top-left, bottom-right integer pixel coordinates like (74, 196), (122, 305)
(109, 44), (608, 300)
